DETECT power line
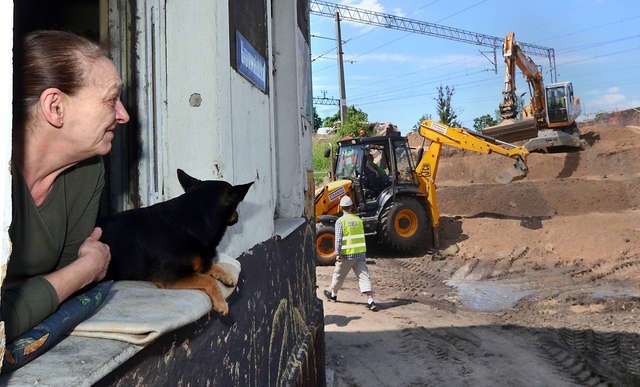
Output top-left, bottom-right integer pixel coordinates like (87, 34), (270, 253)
(559, 33), (640, 54)
(309, 0), (557, 79)
(537, 14), (640, 44)
(350, 69), (489, 103)
(434, 0), (488, 23)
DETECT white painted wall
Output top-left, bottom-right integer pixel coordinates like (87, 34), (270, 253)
(162, 1), (279, 257)
(131, 1), (312, 257)
(0, 0), (13, 358)
(272, 0), (305, 219)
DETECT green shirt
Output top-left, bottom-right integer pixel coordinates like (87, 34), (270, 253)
(2, 157), (105, 341)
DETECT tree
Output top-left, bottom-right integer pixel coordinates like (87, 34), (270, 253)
(323, 105), (368, 128)
(312, 106), (322, 131)
(411, 114), (432, 132)
(473, 114), (498, 132)
(435, 85), (460, 127)
(320, 106), (370, 139)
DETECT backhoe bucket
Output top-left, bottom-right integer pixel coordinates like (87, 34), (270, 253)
(495, 156), (528, 184)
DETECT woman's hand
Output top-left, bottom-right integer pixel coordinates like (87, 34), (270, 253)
(76, 227), (111, 282)
(44, 227), (111, 303)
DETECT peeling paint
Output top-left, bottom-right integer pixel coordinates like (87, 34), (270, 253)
(181, 339), (192, 359)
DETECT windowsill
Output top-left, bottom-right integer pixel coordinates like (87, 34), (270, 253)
(274, 217), (306, 239)
(2, 336), (142, 386)
(1, 255), (242, 385)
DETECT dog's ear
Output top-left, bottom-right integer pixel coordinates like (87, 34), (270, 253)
(224, 182), (253, 225)
(177, 169), (202, 192)
(229, 182), (253, 204)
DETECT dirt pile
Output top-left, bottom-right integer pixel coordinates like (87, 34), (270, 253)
(434, 111), (640, 267)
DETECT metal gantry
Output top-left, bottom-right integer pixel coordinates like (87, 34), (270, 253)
(310, 0), (557, 82)
(313, 96), (340, 106)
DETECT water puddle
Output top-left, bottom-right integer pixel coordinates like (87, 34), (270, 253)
(591, 287), (640, 299)
(445, 279), (534, 311)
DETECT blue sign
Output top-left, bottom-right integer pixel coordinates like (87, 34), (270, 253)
(236, 31), (267, 92)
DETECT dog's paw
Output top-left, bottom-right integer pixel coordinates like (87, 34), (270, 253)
(211, 298), (229, 316)
(217, 274), (237, 287)
(208, 264), (237, 287)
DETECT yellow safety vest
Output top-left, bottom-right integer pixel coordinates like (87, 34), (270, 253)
(339, 213), (367, 255)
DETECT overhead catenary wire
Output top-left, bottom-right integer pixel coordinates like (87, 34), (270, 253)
(312, 3), (640, 126)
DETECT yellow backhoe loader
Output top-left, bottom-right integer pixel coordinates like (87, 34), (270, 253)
(483, 32), (583, 152)
(314, 120), (529, 265)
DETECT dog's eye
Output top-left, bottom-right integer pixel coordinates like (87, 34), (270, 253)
(227, 212), (239, 225)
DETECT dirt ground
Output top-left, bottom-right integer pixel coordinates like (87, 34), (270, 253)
(316, 109), (640, 386)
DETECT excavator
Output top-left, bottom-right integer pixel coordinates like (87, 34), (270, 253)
(482, 32), (583, 152)
(314, 120), (530, 265)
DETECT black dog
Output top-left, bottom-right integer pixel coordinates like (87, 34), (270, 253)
(99, 169), (253, 315)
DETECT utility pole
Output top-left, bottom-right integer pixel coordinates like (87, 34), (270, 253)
(335, 12), (348, 124)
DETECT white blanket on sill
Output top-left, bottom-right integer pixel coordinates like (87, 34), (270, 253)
(70, 254), (241, 345)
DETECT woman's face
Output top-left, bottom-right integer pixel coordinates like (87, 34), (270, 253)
(63, 57), (130, 157)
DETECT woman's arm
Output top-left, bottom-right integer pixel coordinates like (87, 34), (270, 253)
(44, 227), (110, 303)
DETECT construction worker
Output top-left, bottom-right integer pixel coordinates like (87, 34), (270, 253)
(323, 195), (378, 311)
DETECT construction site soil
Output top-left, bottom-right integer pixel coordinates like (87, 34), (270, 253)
(316, 109), (640, 386)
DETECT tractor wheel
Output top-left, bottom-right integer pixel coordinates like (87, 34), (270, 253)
(316, 224), (336, 266)
(379, 197), (431, 254)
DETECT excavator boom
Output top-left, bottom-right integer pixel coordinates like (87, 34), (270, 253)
(500, 32), (546, 126)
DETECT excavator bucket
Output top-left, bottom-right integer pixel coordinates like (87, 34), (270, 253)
(495, 156), (528, 184)
(482, 118), (538, 143)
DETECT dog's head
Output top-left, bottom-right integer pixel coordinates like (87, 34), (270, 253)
(176, 169), (253, 251)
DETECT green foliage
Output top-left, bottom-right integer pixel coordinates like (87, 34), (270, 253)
(494, 108), (504, 123)
(322, 105), (368, 127)
(334, 120), (369, 139)
(411, 113), (432, 132)
(312, 138), (333, 185)
(321, 116), (334, 128)
(321, 105), (370, 139)
(435, 85), (460, 127)
(473, 114), (498, 131)
(312, 106), (322, 131)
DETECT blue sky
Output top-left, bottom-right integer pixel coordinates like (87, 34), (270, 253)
(311, 0), (640, 134)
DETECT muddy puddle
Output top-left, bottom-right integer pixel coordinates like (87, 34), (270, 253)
(446, 277), (640, 312)
(591, 285), (640, 299)
(445, 279), (534, 311)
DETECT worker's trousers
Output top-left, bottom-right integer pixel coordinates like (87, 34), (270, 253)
(330, 258), (373, 294)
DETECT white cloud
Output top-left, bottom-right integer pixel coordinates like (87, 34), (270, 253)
(338, 1), (408, 33)
(340, 0), (385, 13)
(607, 87), (620, 93)
(392, 8), (406, 18)
(583, 91), (639, 114)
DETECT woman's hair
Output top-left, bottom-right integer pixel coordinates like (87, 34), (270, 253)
(13, 30), (108, 129)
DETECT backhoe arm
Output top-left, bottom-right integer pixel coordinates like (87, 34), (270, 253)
(414, 120), (529, 231)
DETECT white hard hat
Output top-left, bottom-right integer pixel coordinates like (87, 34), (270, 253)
(339, 196), (353, 207)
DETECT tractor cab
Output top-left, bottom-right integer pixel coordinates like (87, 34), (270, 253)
(334, 134), (419, 215)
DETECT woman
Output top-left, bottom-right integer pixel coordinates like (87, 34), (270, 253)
(2, 30), (129, 342)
